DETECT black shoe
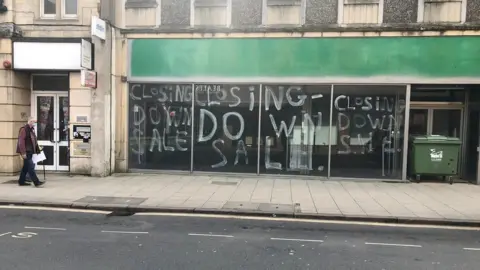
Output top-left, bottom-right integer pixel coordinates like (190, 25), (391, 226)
(34, 181), (45, 188)
(19, 182), (31, 186)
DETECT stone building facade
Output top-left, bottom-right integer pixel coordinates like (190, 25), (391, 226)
(0, 0), (106, 175)
(3, 0), (480, 184)
(111, 0), (480, 184)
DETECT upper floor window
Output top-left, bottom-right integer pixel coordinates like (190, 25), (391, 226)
(191, 0), (232, 26)
(418, 0), (466, 23)
(339, 0), (383, 24)
(63, 0), (78, 18)
(262, 0), (306, 25)
(41, 0), (78, 19)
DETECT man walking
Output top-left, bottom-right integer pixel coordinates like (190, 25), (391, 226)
(16, 117), (45, 187)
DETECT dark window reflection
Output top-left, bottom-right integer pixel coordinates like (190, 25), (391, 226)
(409, 109), (428, 136)
(411, 86), (465, 102)
(260, 85), (331, 176)
(32, 74), (69, 91)
(128, 83), (192, 170)
(38, 146), (54, 166)
(59, 96), (69, 142)
(59, 146), (69, 166)
(330, 85), (406, 179)
(193, 84), (259, 173)
(432, 109), (461, 138)
(43, 0), (56, 15)
(37, 96), (54, 142)
(126, 83), (407, 179)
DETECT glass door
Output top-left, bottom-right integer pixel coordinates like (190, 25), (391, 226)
(409, 106), (464, 177)
(409, 109), (429, 136)
(431, 109), (462, 138)
(409, 107), (463, 138)
(33, 93), (69, 171)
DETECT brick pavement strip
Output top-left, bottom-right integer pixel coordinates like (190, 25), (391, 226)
(1, 174), (480, 226)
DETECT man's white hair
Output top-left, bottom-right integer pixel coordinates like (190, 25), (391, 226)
(27, 116), (36, 123)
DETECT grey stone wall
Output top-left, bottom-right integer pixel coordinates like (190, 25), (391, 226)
(232, 0), (262, 26)
(161, 0), (191, 26)
(123, 0), (480, 32)
(305, 0), (337, 25)
(383, 0), (418, 24)
(466, 0), (480, 23)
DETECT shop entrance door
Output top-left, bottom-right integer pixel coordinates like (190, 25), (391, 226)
(32, 92), (69, 171)
(465, 108), (480, 183)
(409, 107), (463, 138)
(409, 103), (464, 175)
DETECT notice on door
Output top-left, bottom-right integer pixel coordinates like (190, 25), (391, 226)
(72, 142), (91, 157)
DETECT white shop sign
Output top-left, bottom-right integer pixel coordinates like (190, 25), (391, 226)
(81, 39), (93, 70)
(91, 16), (106, 40)
(13, 42), (82, 70)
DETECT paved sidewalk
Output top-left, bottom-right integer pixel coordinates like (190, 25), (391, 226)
(1, 174), (480, 226)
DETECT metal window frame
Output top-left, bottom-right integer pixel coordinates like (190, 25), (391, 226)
(401, 85), (411, 181)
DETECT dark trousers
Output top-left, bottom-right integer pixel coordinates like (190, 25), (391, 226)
(25, 163), (35, 181)
(19, 152), (40, 185)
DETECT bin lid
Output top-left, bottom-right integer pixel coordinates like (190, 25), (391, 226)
(412, 135), (462, 144)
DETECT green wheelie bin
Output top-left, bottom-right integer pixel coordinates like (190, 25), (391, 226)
(409, 135), (461, 184)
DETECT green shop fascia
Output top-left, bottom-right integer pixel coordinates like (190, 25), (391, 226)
(126, 36), (480, 179)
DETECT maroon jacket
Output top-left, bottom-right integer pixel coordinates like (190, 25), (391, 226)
(16, 125), (40, 155)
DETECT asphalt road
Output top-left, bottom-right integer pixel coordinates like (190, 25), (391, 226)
(1, 207), (480, 270)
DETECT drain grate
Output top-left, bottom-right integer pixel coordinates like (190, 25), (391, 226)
(210, 181), (238, 186)
(106, 210), (136, 217)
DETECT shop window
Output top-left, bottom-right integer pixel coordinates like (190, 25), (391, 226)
(419, 0), (465, 23)
(192, 0), (231, 26)
(259, 85), (331, 176)
(262, 0), (305, 25)
(127, 83), (407, 179)
(329, 85), (406, 179)
(128, 83), (193, 170)
(193, 84), (260, 173)
(339, 0), (383, 24)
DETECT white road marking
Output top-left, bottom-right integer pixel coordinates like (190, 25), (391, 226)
(25, 226), (66, 231)
(0, 205), (109, 214)
(11, 232), (37, 239)
(365, 242), (422, 248)
(101, 230), (149, 234)
(0, 232), (12, 237)
(270, 237), (324, 243)
(136, 212), (480, 231)
(188, 233), (234, 238)
(463, 247), (480, 251)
